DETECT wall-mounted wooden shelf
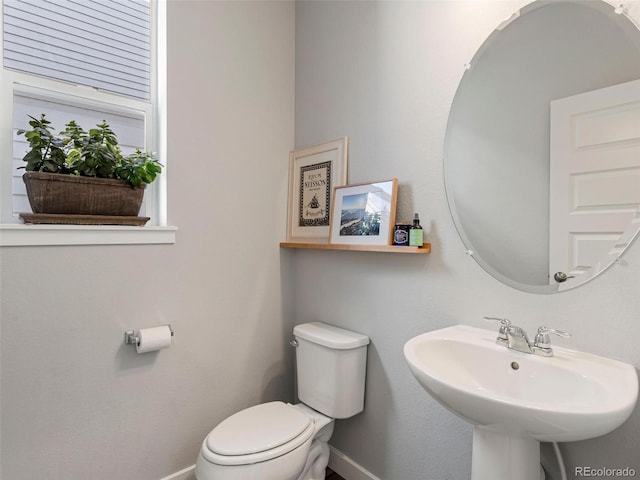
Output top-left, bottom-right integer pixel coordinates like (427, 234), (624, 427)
(280, 242), (431, 254)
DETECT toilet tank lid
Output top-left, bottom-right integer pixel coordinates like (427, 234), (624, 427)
(294, 322), (369, 349)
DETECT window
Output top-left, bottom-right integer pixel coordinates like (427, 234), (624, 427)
(3, 0), (151, 99)
(0, 0), (171, 245)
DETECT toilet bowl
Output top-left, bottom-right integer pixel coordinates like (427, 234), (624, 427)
(195, 322), (369, 480)
(196, 402), (334, 480)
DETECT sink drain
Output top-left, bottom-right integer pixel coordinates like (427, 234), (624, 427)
(510, 361), (520, 370)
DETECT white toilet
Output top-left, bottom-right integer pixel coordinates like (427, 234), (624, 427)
(195, 322), (370, 480)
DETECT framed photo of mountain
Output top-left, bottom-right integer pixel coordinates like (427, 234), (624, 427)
(329, 178), (398, 246)
(286, 137), (348, 243)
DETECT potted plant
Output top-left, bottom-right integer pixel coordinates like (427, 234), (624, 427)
(17, 114), (162, 225)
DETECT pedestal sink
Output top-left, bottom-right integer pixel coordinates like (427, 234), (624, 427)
(403, 325), (638, 480)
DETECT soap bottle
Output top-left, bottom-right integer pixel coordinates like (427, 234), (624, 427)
(409, 213), (423, 247)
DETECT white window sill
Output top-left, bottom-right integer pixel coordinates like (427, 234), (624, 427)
(0, 224), (177, 247)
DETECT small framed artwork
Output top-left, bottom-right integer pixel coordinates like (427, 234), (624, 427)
(287, 137), (348, 243)
(329, 178), (398, 245)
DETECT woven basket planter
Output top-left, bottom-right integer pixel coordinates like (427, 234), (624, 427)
(23, 171), (145, 217)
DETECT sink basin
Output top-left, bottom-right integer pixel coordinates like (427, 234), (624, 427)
(404, 325), (638, 480)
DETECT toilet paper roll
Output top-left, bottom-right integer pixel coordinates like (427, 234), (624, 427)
(136, 325), (172, 353)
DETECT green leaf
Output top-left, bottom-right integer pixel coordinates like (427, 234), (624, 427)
(43, 160), (58, 172)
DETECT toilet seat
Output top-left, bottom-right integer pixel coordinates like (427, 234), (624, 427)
(201, 401), (315, 466)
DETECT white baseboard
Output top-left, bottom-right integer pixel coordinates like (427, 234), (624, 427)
(159, 464), (196, 480)
(162, 448), (377, 480)
(329, 446), (381, 480)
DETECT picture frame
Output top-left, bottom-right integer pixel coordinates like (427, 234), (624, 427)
(329, 178), (398, 246)
(286, 137), (348, 243)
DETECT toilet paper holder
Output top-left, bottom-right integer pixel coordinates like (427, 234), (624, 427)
(124, 325), (174, 346)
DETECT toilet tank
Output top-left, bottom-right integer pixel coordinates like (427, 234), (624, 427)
(293, 322), (369, 419)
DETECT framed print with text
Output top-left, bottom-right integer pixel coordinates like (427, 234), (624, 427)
(329, 178), (398, 246)
(286, 137), (348, 242)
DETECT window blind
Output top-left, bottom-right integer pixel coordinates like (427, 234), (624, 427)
(3, 0), (151, 100)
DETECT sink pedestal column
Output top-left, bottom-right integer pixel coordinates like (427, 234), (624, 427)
(472, 427), (542, 480)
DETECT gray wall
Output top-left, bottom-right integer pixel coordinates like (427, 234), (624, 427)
(294, 1), (640, 479)
(0, 2), (294, 479)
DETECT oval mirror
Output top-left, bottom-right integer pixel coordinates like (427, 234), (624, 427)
(444, 0), (640, 293)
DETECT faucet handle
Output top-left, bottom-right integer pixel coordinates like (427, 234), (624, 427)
(534, 326), (571, 350)
(484, 316), (511, 345)
(484, 316), (511, 326)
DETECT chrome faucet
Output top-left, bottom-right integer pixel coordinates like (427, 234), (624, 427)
(484, 317), (571, 357)
(505, 325), (534, 354)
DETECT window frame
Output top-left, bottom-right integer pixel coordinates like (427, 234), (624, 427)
(0, 0), (173, 246)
